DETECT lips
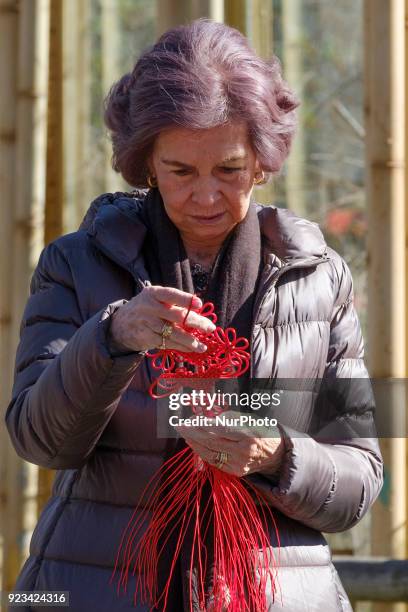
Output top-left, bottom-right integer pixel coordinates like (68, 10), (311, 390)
(191, 212), (225, 222)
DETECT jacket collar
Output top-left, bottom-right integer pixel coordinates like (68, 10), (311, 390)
(82, 190), (328, 280)
(256, 203), (327, 265)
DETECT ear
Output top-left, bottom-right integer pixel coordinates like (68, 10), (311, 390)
(254, 158), (262, 174)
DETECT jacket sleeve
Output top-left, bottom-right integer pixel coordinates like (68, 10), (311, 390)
(5, 241), (144, 470)
(246, 256), (384, 533)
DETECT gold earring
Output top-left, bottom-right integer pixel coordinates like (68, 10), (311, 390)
(254, 171), (266, 185)
(147, 174), (158, 188)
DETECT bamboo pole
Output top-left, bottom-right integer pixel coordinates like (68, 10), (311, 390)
(156, 0), (224, 36)
(2, 0), (50, 591)
(405, 0), (408, 569)
(44, 0), (63, 245)
(281, 0), (306, 217)
(224, 0), (247, 32)
(73, 0), (92, 226)
(250, 0), (275, 206)
(156, 0), (190, 34)
(250, 0), (272, 56)
(101, 0), (127, 193)
(62, 0), (92, 233)
(364, 2), (406, 612)
(189, 0), (224, 22)
(0, 0), (19, 594)
(61, 0), (77, 233)
(224, 1), (276, 206)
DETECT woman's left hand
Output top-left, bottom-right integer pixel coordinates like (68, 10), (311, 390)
(174, 411), (286, 477)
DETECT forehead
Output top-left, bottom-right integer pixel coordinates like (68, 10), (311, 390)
(153, 121), (253, 162)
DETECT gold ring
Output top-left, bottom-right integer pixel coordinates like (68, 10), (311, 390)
(213, 450), (229, 469)
(157, 337), (166, 350)
(161, 321), (174, 338)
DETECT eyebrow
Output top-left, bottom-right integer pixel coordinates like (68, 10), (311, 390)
(160, 155), (248, 168)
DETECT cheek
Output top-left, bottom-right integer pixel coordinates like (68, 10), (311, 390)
(227, 174), (253, 217)
(227, 194), (250, 223)
(233, 205), (249, 223)
(157, 174), (182, 195)
(159, 186), (189, 222)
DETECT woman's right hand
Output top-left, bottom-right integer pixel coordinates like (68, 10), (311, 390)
(108, 285), (216, 353)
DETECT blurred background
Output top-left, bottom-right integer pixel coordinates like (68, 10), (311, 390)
(0, 1), (406, 610)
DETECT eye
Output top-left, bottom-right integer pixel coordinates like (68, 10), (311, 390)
(220, 167), (243, 174)
(173, 169), (191, 176)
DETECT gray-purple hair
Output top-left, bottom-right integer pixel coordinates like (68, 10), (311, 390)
(103, 18), (300, 187)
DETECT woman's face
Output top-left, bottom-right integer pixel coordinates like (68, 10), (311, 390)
(147, 121), (261, 246)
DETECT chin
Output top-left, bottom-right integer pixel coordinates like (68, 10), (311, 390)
(190, 226), (235, 245)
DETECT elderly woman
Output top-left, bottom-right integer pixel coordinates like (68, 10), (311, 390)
(6, 18), (382, 612)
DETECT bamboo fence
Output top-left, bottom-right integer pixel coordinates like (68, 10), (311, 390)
(44, 0), (63, 247)
(0, 0), (50, 592)
(101, 0), (125, 193)
(72, 0), (93, 227)
(0, 0), (19, 590)
(62, 0), (92, 233)
(406, 0), (408, 566)
(0, 2), (407, 608)
(251, 0), (275, 207)
(281, 0), (306, 217)
(364, 1), (407, 611)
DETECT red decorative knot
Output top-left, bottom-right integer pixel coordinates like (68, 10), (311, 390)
(146, 300), (250, 399)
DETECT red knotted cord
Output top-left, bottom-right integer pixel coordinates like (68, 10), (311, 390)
(146, 298), (250, 399)
(110, 299), (281, 611)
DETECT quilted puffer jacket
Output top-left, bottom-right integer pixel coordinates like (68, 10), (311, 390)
(5, 190), (383, 611)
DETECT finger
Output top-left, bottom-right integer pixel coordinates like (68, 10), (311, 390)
(151, 303), (216, 334)
(146, 320), (208, 352)
(185, 438), (240, 475)
(148, 329), (206, 353)
(186, 434), (259, 473)
(165, 338), (207, 353)
(149, 286), (202, 310)
(183, 438), (218, 462)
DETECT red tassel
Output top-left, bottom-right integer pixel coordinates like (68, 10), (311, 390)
(110, 300), (281, 610)
(110, 446), (281, 611)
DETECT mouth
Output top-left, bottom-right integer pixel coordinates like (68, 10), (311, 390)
(190, 212), (226, 223)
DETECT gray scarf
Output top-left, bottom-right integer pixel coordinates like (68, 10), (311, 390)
(141, 187), (262, 341)
(140, 187), (262, 611)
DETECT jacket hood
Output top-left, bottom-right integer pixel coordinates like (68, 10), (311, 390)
(81, 189), (328, 278)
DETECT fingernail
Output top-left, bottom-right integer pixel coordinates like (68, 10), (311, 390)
(197, 343), (207, 352)
(206, 323), (216, 332)
(193, 296), (202, 308)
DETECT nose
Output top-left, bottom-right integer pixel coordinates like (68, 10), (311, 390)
(191, 176), (221, 208)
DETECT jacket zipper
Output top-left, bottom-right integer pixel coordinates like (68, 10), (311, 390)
(249, 254), (331, 377)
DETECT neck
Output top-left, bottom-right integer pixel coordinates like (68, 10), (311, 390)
(182, 234), (226, 269)
(184, 247), (217, 270)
